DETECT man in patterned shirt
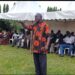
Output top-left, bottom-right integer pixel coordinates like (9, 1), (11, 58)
(19, 13), (50, 75)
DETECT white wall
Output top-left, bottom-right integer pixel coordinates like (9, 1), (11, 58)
(45, 20), (75, 34)
(25, 20), (75, 34)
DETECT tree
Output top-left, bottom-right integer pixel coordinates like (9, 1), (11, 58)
(0, 4), (1, 13)
(47, 7), (50, 12)
(6, 4), (9, 12)
(55, 7), (57, 11)
(0, 19), (13, 31)
(47, 6), (62, 12)
(49, 7), (52, 11)
(3, 4), (9, 13)
(53, 7), (55, 11)
(59, 8), (62, 11)
(9, 20), (23, 32)
(13, 2), (16, 5)
(3, 4), (6, 13)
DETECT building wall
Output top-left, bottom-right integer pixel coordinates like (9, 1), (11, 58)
(45, 20), (75, 34)
(25, 20), (75, 34)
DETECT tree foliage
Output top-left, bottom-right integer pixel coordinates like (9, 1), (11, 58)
(0, 4), (1, 13)
(6, 4), (9, 12)
(47, 6), (62, 12)
(0, 19), (23, 32)
(3, 4), (9, 13)
(0, 19), (13, 31)
(3, 4), (6, 13)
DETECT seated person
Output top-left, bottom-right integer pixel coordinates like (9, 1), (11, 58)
(12, 31), (19, 47)
(48, 30), (56, 53)
(59, 32), (75, 56)
(70, 32), (75, 56)
(26, 29), (31, 49)
(20, 35), (25, 48)
(17, 29), (24, 48)
(54, 30), (63, 54)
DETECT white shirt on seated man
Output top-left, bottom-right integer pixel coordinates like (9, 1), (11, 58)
(63, 35), (75, 44)
(59, 34), (75, 56)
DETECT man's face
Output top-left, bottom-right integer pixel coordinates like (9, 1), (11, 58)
(35, 14), (42, 22)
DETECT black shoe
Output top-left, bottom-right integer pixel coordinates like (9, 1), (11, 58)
(70, 55), (74, 57)
(59, 54), (64, 57)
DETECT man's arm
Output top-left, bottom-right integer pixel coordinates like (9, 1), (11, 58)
(18, 21), (33, 30)
(45, 24), (51, 49)
(18, 21), (26, 28)
(45, 37), (50, 49)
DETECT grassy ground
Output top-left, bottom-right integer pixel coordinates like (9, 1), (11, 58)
(0, 45), (75, 75)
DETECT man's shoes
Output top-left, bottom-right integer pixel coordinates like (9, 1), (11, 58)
(59, 54), (64, 57)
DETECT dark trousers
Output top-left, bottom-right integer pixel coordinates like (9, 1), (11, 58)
(59, 44), (73, 56)
(33, 53), (47, 75)
(27, 40), (30, 49)
(48, 41), (51, 53)
(12, 39), (17, 47)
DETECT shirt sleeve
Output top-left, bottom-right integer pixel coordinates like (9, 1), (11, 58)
(25, 25), (33, 31)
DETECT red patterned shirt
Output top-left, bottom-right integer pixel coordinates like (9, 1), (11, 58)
(25, 21), (50, 54)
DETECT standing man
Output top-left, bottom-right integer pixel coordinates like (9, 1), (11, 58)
(19, 13), (50, 75)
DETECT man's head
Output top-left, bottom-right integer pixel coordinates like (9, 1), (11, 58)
(51, 30), (54, 33)
(35, 13), (42, 23)
(66, 31), (70, 36)
(57, 30), (61, 34)
(66, 31), (70, 34)
(71, 32), (74, 36)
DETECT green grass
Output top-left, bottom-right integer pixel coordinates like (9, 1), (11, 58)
(0, 45), (75, 75)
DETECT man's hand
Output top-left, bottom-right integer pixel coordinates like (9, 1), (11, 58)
(45, 37), (50, 50)
(45, 45), (48, 50)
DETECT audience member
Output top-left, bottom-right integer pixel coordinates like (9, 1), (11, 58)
(59, 32), (75, 56)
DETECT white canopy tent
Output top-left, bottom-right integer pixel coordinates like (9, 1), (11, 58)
(0, 1), (75, 21)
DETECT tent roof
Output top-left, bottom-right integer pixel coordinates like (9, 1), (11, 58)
(8, 1), (46, 13)
(0, 1), (75, 21)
